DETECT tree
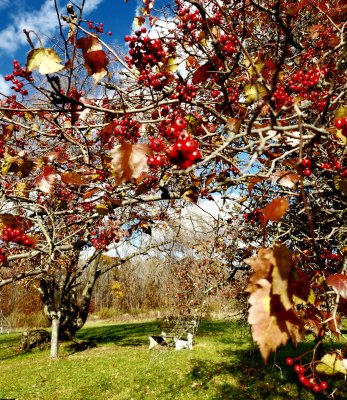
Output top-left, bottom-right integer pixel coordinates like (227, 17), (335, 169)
(0, 0), (346, 391)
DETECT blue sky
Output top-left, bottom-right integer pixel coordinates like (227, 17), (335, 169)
(0, 0), (142, 94)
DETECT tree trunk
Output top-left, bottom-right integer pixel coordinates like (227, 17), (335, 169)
(50, 314), (60, 358)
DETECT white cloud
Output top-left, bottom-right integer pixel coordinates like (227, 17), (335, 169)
(0, 0), (105, 56)
(0, 75), (11, 96)
(83, 0), (104, 14)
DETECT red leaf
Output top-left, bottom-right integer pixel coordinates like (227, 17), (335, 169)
(265, 60), (276, 70)
(110, 143), (152, 186)
(36, 166), (57, 194)
(76, 36), (108, 83)
(192, 62), (213, 84)
(326, 274), (347, 299)
(262, 197), (289, 222)
(84, 50), (108, 74)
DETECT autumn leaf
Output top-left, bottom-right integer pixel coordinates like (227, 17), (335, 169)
(247, 176), (265, 194)
(76, 36), (108, 83)
(165, 57), (180, 73)
(244, 83), (267, 104)
(109, 143), (152, 186)
(36, 166), (58, 194)
(270, 244), (294, 311)
(326, 274), (347, 299)
(0, 214), (33, 230)
(248, 279), (291, 363)
(27, 48), (64, 74)
(15, 182), (28, 198)
(61, 172), (86, 185)
(262, 197), (289, 223)
(181, 185), (199, 204)
(271, 171), (299, 190)
(225, 118), (241, 134)
(94, 204), (110, 215)
(316, 353), (347, 375)
(192, 62), (213, 84)
(333, 176), (347, 196)
(83, 188), (100, 200)
(2, 153), (34, 177)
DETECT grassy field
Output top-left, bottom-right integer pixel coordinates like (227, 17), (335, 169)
(0, 319), (345, 400)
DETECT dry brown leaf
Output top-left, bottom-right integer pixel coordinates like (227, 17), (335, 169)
(61, 172), (86, 185)
(262, 197), (289, 222)
(36, 166), (58, 194)
(248, 279), (291, 363)
(271, 171), (299, 190)
(110, 143), (152, 186)
(269, 244), (294, 311)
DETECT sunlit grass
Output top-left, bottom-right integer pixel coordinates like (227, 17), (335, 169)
(0, 319), (345, 399)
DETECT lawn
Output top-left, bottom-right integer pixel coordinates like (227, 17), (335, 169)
(0, 319), (345, 400)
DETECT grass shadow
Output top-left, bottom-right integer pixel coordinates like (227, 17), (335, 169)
(76, 320), (159, 347)
(184, 339), (347, 400)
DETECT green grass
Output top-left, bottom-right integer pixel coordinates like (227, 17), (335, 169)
(0, 319), (345, 400)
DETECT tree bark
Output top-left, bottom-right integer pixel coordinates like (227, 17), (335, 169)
(50, 314), (60, 358)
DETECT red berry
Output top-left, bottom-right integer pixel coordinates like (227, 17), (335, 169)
(320, 381), (328, 390)
(302, 168), (312, 176)
(312, 383), (321, 392)
(335, 118), (344, 129)
(301, 158), (311, 168)
(286, 357), (294, 366)
(173, 117), (187, 132)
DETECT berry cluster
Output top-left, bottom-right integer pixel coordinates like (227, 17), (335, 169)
(220, 34), (238, 56)
(171, 83), (197, 102)
(288, 68), (325, 92)
(125, 29), (166, 69)
(286, 358), (328, 393)
(112, 116), (140, 143)
(166, 119), (201, 169)
(138, 69), (173, 91)
(177, 7), (203, 33)
(1, 226), (34, 246)
(90, 229), (119, 250)
(335, 117), (347, 136)
(300, 158), (313, 177)
(55, 188), (73, 202)
(272, 86), (294, 110)
(95, 169), (110, 182)
(148, 116), (201, 169)
(320, 248), (342, 262)
(243, 208), (265, 224)
(87, 21), (112, 36)
(4, 60), (33, 96)
(0, 249), (7, 264)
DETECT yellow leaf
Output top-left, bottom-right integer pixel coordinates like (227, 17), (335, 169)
(334, 106), (347, 120)
(244, 83), (267, 104)
(293, 289), (315, 305)
(27, 48), (64, 74)
(95, 204), (109, 215)
(333, 176), (347, 196)
(316, 353), (347, 375)
(15, 182), (28, 198)
(165, 57), (179, 73)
